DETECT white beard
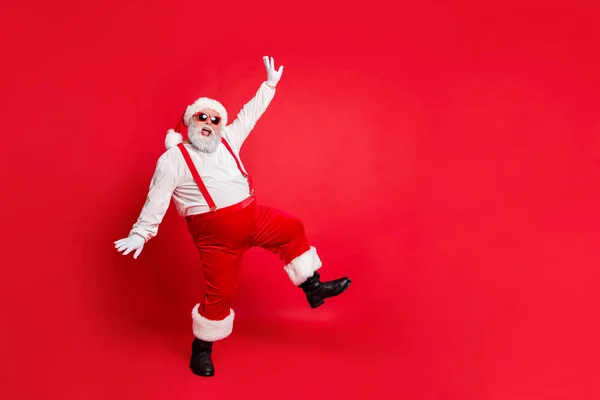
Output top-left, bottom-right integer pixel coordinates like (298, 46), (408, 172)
(188, 125), (222, 153)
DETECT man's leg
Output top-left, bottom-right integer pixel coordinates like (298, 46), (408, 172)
(185, 202), (255, 377)
(189, 247), (244, 376)
(250, 205), (351, 308)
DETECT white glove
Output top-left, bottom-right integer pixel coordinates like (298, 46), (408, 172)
(114, 234), (145, 259)
(263, 56), (283, 87)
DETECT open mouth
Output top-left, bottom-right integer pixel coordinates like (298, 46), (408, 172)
(201, 127), (212, 137)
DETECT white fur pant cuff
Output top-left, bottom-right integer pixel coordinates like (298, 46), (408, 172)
(283, 246), (323, 286)
(191, 304), (235, 341)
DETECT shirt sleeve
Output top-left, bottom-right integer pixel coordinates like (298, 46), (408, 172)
(224, 81), (276, 151)
(129, 153), (177, 242)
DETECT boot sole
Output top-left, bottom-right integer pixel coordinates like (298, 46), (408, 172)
(190, 357), (215, 377)
(191, 368), (215, 377)
(310, 280), (352, 308)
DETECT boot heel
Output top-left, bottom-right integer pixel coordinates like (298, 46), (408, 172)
(310, 298), (325, 308)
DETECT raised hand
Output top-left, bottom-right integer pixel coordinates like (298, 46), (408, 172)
(263, 56), (283, 87)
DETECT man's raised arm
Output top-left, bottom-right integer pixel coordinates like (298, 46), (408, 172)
(225, 56), (283, 150)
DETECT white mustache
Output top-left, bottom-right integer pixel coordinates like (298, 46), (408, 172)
(189, 125), (221, 153)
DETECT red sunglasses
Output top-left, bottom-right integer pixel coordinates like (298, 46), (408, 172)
(194, 112), (221, 126)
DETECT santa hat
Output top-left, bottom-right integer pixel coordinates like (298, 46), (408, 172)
(165, 97), (228, 150)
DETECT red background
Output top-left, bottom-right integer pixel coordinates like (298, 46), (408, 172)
(1, 0), (600, 398)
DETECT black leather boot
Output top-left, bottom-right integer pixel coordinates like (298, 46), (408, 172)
(190, 338), (214, 377)
(299, 271), (352, 308)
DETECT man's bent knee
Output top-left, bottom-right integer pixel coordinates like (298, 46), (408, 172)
(287, 217), (306, 237)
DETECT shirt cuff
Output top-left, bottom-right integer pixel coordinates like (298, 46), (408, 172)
(129, 230), (149, 243)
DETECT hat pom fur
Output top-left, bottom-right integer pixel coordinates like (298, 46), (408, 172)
(165, 129), (183, 150)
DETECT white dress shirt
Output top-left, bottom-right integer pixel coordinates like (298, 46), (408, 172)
(129, 82), (276, 242)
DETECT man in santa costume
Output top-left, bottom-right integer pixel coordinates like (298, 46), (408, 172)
(114, 56), (351, 377)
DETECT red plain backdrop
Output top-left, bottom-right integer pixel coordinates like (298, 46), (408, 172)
(1, 0), (600, 399)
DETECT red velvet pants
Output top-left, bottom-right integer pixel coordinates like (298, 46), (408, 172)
(185, 195), (320, 339)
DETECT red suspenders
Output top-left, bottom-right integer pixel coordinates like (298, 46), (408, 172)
(220, 138), (254, 196)
(176, 138), (253, 212)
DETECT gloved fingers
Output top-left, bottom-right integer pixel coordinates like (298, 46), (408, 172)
(117, 242), (130, 252)
(114, 238), (127, 246)
(277, 65), (283, 74)
(270, 57), (275, 70)
(122, 246), (135, 256)
(263, 55), (269, 70)
(134, 247), (143, 259)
